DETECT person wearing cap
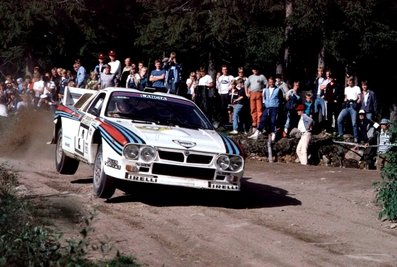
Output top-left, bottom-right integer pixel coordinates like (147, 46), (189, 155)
(356, 109), (377, 169)
(295, 103), (314, 165)
(94, 53), (106, 79)
(376, 118), (392, 169)
(108, 50), (121, 86)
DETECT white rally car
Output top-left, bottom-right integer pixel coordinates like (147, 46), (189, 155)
(54, 87), (245, 198)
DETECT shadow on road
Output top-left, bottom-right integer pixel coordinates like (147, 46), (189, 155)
(106, 177), (301, 209)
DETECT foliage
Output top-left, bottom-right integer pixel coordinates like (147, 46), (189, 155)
(1, 0), (397, 108)
(374, 122), (397, 221)
(0, 164), (140, 266)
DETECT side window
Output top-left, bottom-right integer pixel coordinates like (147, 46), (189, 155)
(87, 93), (105, 116)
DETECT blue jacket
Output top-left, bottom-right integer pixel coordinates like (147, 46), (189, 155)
(263, 86), (283, 108)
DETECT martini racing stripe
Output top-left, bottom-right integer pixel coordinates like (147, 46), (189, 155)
(105, 120), (145, 144)
(219, 134), (240, 155)
(94, 125), (123, 155)
(55, 110), (81, 121)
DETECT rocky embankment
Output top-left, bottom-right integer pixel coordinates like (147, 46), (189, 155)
(231, 130), (367, 169)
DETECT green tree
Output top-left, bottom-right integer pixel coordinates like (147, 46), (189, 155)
(375, 122), (397, 221)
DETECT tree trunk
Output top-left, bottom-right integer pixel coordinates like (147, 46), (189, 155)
(282, 0), (293, 79)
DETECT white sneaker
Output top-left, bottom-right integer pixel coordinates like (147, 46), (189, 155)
(229, 130), (238, 135)
(248, 130), (260, 140)
(271, 132), (276, 142)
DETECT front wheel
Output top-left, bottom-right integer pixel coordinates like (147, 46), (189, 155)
(55, 129), (79, 174)
(93, 144), (116, 199)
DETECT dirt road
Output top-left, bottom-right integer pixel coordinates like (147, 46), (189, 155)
(1, 115), (396, 267)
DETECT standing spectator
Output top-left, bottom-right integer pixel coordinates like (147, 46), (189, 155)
(356, 109), (377, 169)
(248, 77), (283, 141)
(149, 59), (166, 92)
(185, 71), (197, 101)
(217, 65), (235, 127)
(120, 57), (134, 88)
(295, 104), (314, 165)
(303, 92), (314, 117)
(136, 66), (148, 91)
(32, 75), (44, 107)
(100, 64), (116, 89)
(74, 59), (88, 88)
(229, 80), (249, 135)
(86, 71), (100, 90)
(245, 65), (267, 133)
(359, 80), (378, 121)
(283, 81), (302, 137)
(58, 69), (69, 101)
(163, 52), (181, 95)
(312, 67), (328, 131)
(94, 53), (106, 79)
(108, 50), (121, 86)
(376, 118), (392, 169)
(275, 74), (289, 97)
(234, 67), (247, 82)
(197, 67), (214, 119)
(337, 76), (361, 142)
(323, 74), (343, 133)
(126, 67), (139, 89)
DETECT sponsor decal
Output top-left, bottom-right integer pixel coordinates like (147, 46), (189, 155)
(140, 94), (168, 101)
(208, 182), (239, 190)
(173, 140), (196, 148)
(126, 174), (158, 183)
(105, 158), (121, 170)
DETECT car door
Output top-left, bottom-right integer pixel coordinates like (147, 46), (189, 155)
(75, 93), (106, 162)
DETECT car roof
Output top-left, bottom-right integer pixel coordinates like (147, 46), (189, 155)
(102, 87), (189, 102)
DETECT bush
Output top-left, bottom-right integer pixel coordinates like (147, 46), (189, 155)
(374, 122), (397, 221)
(0, 163), (140, 266)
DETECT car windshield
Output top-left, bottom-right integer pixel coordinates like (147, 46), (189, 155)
(105, 91), (214, 130)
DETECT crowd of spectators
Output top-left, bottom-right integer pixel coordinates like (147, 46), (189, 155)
(0, 51), (393, 167)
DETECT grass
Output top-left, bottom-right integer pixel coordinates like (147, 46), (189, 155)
(0, 163), (140, 267)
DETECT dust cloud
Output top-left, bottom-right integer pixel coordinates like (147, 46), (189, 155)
(0, 111), (54, 160)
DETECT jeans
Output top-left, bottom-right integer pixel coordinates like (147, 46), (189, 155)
(337, 105), (358, 139)
(314, 97), (326, 117)
(258, 107), (278, 133)
(232, 104), (243, 131)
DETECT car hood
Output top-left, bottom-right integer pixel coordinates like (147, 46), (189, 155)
(114, 120), (230, 154)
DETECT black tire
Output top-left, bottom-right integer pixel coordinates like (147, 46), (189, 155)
(93, 144), (116, 199)
(55, 129), (79, 174)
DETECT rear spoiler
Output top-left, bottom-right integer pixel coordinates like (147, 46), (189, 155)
(62, 86), (96, 108)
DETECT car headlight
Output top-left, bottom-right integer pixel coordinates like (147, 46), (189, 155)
(229, 156), (243, 171)
(216, 155), (230, 170)
(124, 144), (139, 160)
(140, 146), (157, 162)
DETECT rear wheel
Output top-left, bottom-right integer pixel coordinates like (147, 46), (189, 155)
(55, 129), (79, 174)
(93, 144), (116, 199)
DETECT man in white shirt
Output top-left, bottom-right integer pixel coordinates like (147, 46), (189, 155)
(197, 67), (214, 120)
(336, 76), (361, 142)
(108, 50), (121, 86)
(217, 65), (234, 126)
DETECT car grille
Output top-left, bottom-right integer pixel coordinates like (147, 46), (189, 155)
(158, 150), (213, 164)
(152, 163), (215, 180)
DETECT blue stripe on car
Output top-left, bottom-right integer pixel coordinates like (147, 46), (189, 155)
(96, 125), (123, 155)
(105, 120), (146, 144)
(219, 134), (240, 155)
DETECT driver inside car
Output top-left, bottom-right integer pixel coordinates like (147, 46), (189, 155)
(108, 98), (133, 117)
